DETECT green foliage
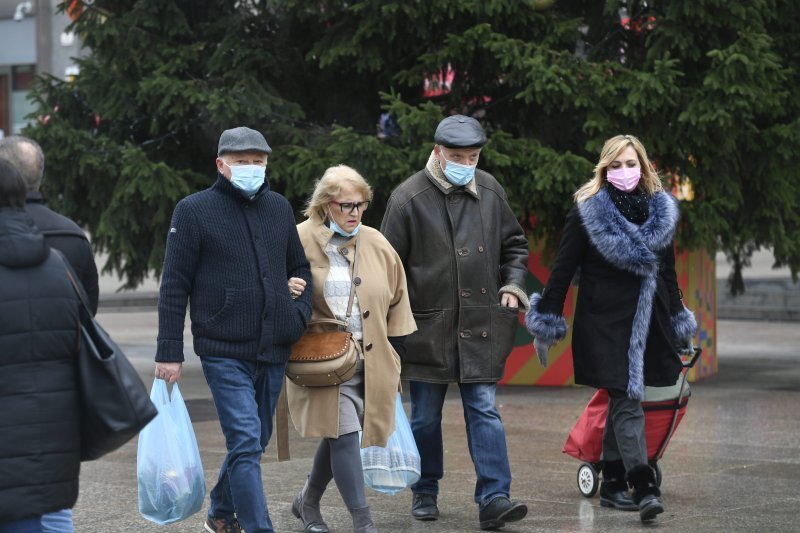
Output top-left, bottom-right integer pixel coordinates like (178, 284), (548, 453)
(24, 0), (799, 293)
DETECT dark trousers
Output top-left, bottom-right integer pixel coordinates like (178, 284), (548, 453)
(601, 389), (648, 472)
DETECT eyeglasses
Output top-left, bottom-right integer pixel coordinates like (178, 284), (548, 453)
(331, 200), (370, 214)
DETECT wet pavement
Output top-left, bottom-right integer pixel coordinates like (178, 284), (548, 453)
(72, 313), (800, 532)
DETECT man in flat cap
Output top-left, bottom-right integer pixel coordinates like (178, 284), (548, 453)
(155, 126), (312, 533)
(381, 115), (529, 530)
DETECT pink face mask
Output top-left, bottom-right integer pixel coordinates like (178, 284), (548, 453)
(606, 166), (641, 192)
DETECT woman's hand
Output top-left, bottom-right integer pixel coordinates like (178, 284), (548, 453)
(288, 277), (307, 299)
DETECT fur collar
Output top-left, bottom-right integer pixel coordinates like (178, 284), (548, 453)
(577, 187), (679, 277)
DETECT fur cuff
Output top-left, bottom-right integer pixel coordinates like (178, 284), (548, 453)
(500, 284), (530, 311)
(524, 293), (567, 344)
(671, 305), (697, 344)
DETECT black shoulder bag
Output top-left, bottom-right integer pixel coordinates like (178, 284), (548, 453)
(54, 251), (158, 460)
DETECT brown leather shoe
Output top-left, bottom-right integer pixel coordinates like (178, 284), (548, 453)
(204, 516), (242, 533)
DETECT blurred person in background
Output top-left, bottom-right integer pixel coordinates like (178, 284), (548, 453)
(0, 136), (99, 316)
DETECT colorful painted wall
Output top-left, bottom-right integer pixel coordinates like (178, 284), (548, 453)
(500, 240), (717, 386)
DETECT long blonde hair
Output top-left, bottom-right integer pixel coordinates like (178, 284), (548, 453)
(303, 164), (374, 221)
(574, 134), (662, 203)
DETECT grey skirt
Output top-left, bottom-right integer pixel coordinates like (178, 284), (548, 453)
(338, 358), (365, 435)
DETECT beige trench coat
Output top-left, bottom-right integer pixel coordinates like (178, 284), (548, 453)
(287, 218), (416, 447)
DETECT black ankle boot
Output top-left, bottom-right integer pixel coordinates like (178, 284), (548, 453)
(627, 464), (664, 522)
(599, 460), (637, 511)
(291, 478), (330, 533)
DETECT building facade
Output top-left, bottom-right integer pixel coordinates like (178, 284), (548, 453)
(0, 0), (84, 138)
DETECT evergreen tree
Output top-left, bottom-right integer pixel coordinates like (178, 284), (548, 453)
(26, 0), (799, 293)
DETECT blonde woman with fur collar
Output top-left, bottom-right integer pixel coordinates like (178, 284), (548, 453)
(525, 135), (697, 523)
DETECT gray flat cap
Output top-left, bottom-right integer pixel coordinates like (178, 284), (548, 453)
(217, 126), (272, 155)
(434, 115), (487, 148)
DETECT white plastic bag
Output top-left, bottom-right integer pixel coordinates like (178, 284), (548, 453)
(137, 379), (205, 524)
(360, 393), (421, 495)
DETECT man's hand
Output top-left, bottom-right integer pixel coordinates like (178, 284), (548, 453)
(500, 292), (519, 308)
(288, 277), (307, 300)
(155, 362), (182, 384)
(533, 337), (549, 368)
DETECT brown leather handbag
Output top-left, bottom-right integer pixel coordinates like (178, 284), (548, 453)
(286, 236), (361, 387)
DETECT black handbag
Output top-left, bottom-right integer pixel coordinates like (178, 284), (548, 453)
(55, 252), (158, 460)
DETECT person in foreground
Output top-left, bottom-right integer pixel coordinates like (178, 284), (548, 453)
(0, 159), (82, 533)
(286, 165), (416, 532)
(154, 127), (312, 533)
(381, 115), (529, 531)
(524, 134), (697, 522)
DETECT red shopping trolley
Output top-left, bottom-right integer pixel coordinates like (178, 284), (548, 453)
(563, 347), (702, 497)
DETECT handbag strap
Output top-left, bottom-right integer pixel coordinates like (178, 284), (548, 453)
(51, 249), (92, 319)
(343, 233), (360, 321)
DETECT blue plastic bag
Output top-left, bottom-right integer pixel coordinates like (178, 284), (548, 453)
(360, 393), (421, 495)
(137, 379), (205, 524)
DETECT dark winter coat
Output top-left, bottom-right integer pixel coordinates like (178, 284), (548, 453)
(156, 174), (312, 363)
(381, 157), (529, 383)
(26, 191), (99, 315)
(0, 208), (81, 522)
(525, 187), (697, 400)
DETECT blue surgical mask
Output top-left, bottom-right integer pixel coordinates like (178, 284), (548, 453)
(329, 219), (361, 237)
(225, 162), (266, 197)
(439, 153), (477, 186)
(327, 209), (361, 237)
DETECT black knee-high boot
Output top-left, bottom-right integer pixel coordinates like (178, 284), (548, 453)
(627, 464), (664, 522)
(600, 460), (637, 511)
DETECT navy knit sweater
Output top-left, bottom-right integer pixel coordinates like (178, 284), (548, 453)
(156, 174), (312, 363)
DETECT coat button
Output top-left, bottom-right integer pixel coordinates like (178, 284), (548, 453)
(365, 343), (373, 351)
(461, 289), (471, 298)
(354, 276), (362, 286)
(340, 248), (349, 256)
(481, 288), (487, 294)
(459, 330), (471, 338)
(478, 245), (485, 253)
(481, 331), (488, 338)
(363, 310), (370, 318)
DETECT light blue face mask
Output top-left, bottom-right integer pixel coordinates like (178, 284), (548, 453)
(329, 218), (362, 237)
(439, 152), (477, 186)
(225, 162), (266, 197)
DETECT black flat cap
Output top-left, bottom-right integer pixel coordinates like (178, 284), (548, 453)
(218, 126), (272, 155)
(434, 115), (487, 148)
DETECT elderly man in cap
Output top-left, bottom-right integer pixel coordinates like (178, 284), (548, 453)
(381, 115), (529, 530)
(155, 126), (312, 533)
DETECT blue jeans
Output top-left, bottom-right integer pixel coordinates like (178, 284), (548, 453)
(0, 517), (41, 533)
(409, 381), (512, 508)
(40, 509), (73, 532)
(201, 357), (286, 533)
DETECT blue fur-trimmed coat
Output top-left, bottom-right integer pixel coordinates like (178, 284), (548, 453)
(525, 187), (696, 400)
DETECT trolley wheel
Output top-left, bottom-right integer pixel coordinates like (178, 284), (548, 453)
(650, 460), (662, 487)
(577, 463), (599, 498)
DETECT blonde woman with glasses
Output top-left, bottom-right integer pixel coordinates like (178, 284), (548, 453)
(287, 165), (416, 533)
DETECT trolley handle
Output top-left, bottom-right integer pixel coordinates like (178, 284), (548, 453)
(680, 346), (702, 369)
